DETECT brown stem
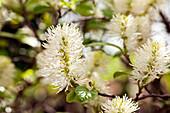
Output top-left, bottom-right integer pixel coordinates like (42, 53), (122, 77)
(62, 9), (71, 17)
(19, 0), (41, 42)
(73, 17), (110, 23)
(159, 10), (170, 33)
(137, 94), (170, 101)
(144, 86), (151, 94)
(134, 82), (143, 101)
(13, 77), (43, 112)
(98, 92), (115, 98)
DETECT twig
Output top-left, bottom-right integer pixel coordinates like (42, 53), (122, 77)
(98, 92), (115, 98)
(19, 0), (41, 42)
(62, 9), (71, 17)
(134, 82), (143, 101)
(73, 17), (110, 23)
(13, 77), (43, 112)
(159, 10), (170, 33)
(144, 86), (151, 94)
(137, 94), (170, 101)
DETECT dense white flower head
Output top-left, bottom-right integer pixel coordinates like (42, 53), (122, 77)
(131, 39), (170, 86)
(113, 0), (130, 14)
(108, 14), (140, 53)
(112, 0), (165, 18)
(36, 23), (86, 93)
(86, 51), (111, 74)
(88, 72), (110, 94)
(102, 94), (139, 113)
(84, 95), (107, 107)
(0, 56), (15, 86)
(108, 14), (137, 39)
(131, 0), (165, 18)
(131, 0), (152, 16)
(82, 51), (110, 94)
(135, 15), (151, 42)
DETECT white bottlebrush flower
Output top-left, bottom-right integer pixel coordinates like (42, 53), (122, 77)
(113, 0), (130, 14)
(86, 51), (111, 74)
(36, 23), (86, 93)
(131, 0), (165, 17)
(135, 15), (151, 44)
(108, 14), (138, 40)
(89, 72), (110, 94)
(108, 14), (140, 54)
(82, 51), (110, 94)
(0, 56), (15, 86)
(131, 39), (170, 86)
(84, 95), (107, 107)
(131, 0), (152, 16)
(102, 94), (139, 113)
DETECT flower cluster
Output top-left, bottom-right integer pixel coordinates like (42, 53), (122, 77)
(102, 95), (139, 113)
(131, 39), (170, 86)
(36, 23), (86, 93)
(134, 15), (151, 44)
(85, 51), (110, 93)
(113, 0), (165, 17)
(107, 13), (153, 54)
(108, 14), (140, 53)
(0, 55), (15, 86)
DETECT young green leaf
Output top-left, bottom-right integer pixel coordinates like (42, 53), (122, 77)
(75, 3), (94, 16)
(33, 6), (51, 14)
(102, 9), (113, 19)
(113, 70), (130, 78)
(75, 86), (98, 101)
(66, 91), (77, 103)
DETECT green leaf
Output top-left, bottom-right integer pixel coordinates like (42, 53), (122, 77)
(86, 19), (107, 30)
(25, 0), (40, 11)
(113, 70), (128, 78)
(0, 31), (24, 40)
(89, 90), (98, 98)
(113, 51), (122, 57)
(66, 91), (77, 103)
(72, 0), (80, 3)
(101, 57), (128, 80)
(33, 5), (51, 14)
(75, 3), (94, 16)
(75, 86), (98, 101)
(102, 9), (113, 19)
(61, 1), (70, 8)
(21, 69), (36, 82)
(129, 53), (136, 65)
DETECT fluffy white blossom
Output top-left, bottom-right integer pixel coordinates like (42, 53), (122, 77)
(36, 23), (86, 93)
(88, 72), (110, 94)
(86, 51), (111, 74)
(112, 0), (165, 17)
(0, 4), (17, 29)
(135, 15), (151, 39)
(0, 56), (15, 86)
(131, 0), (152, 16)
(84, 51), (110, 93)
(134, 15), (151, 45)
(84, 95), (107, 107)
(131, 39), (170, 86)
(102, 94), (139, 113)
(108, 14), (140, 54)
(113, 0), (130, 14)
(131, 0), (165, 17)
